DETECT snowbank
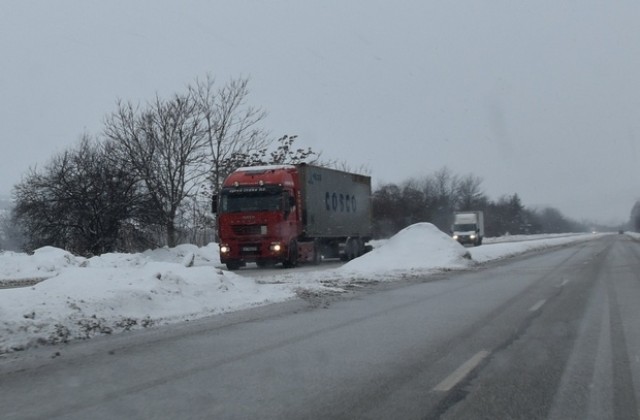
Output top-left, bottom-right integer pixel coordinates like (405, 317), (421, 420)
(0, 248), (292, 353)
(0, 226), (603, 354)
(0, 247), (81, 282)
(339, 223), (472, 276)
(470, 232), (604, 262)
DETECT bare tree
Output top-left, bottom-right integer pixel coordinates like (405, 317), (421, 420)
(456, 174), (486, 211)
(372, 183), (403, 238)
(104, 92), (207, 247)
(190, 75), (269, 195)
(401, 179), (427, 226)
(227, 134), (321, 168)
(421, 167), (460, 231)
(12, 136), (140, 255)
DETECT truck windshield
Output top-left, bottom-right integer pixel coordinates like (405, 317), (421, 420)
(220, 191), (283, 213)
(453, 223), (477, 231)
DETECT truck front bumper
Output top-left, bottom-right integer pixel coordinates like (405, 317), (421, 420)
(219, 240), (288, 264)
(453, 235), (477, 245)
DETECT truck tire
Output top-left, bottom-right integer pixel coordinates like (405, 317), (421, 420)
(355, 238), (364, 258)
(311, 240), (321, 265)
(282, 240), (298, 268)
(341, 237), (360, 261)
(340, 239), (351, 261)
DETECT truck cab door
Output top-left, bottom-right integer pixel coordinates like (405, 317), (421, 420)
(283, 191), (296, 219)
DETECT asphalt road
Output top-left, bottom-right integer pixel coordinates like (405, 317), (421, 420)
(1, 235), (639, 419)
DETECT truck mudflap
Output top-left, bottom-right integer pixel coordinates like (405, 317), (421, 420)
(296, 241), (320, 265)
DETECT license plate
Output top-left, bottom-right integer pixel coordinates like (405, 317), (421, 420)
(242, 246), (258, 252)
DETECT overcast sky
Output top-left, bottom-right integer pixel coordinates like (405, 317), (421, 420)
(1, 1), (639, 224)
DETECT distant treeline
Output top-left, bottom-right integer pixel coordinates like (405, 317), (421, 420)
(2, 161), (592, 255)
(371, 167), (588, 239)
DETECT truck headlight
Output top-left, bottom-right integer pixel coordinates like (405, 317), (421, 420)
(470, 234), (476, 239)
(220, 245), (231, 254)
(269, 243), (283, 252)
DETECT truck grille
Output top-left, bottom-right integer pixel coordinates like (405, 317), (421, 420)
(232, 225), (265, 236)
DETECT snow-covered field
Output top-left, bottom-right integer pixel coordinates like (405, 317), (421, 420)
(0, 224), (606, 354)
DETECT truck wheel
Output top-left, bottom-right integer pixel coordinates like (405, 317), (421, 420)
(340, 241), (350, 261)
(341, 238), (358, 261)
(311, 240), (321, 265)
(282, 241), (298, 268)
(354, 238), (364, 258)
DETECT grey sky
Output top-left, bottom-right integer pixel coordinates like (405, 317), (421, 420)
(1, 1), (639, 224)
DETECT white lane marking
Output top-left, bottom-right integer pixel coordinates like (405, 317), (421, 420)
(529, 299), (547, 312)
(433, 350), (490, 392)
(556, 278), (569, 288)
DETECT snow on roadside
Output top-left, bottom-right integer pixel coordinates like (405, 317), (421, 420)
(469, 232), (605, 262)
(0, 247), (293, 354)
(338, 223), (472, 277)
(482, 232), (586, 244)
(0, 247), (82, 283)
(249, 223), (473, 290)
(625, 232), (640, 240)
(0, 225), (604, 354)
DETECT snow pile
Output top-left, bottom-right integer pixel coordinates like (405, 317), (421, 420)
(0, 253), (292, 353)
(84, 243), (220, 269)
(0, 226), (604, 354)
(625, 232), (640, 240)
(141, 243), (220, 266)
(0, 246), (82, 282)
(339, 223), (472, 276)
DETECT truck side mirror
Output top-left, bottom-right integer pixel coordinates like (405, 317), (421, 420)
(211, 195), (218, 214)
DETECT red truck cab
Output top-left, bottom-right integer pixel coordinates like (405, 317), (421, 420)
(214, 166), (305, 270)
